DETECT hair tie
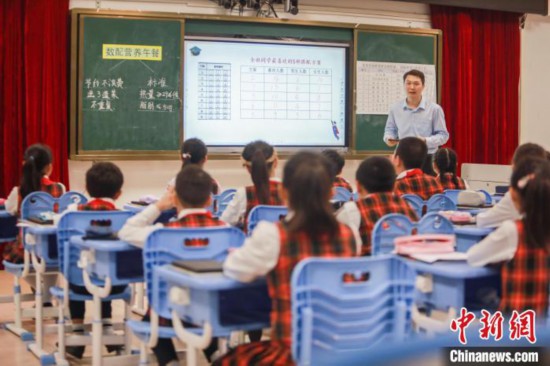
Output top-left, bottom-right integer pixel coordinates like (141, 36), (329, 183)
(28, 155), (35, 162)
(517, 173), (535, 189)
(182, 153), (192, 160)
(240, 151), (277, 167)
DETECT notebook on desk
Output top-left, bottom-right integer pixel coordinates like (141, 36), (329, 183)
(172, 260), (224, 274)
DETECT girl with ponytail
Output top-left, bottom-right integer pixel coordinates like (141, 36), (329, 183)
(176, 138), (220, 194)
(468, 157), (550, 316)
(221, 140), (282, 230)
(434, 147), (468, 190)
(218, 151), (358, 366)
(3, 144), (65, 263)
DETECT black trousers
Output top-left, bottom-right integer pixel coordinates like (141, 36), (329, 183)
(422, 153), (436, 176)
(69, 284), (126, 319)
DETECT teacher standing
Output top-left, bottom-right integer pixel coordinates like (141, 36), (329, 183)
(383, 69), (449, 176)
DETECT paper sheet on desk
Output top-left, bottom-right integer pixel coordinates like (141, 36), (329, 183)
(407, 252), (467, 263)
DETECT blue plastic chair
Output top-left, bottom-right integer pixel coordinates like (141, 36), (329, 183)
(291, 256), (416, 366)
(371, 214), (415, 255)
(371, 213), (455, 255)
(128, 227), (247, 363)
(332, 187), (353, 202)
(442, 189), (461, 205)
(214, 188), (237, 216)
(402, 194), (424, 217)
(417, 212), (455, 235)
(426, 194), (456, 213)
(58, 191), (88, 212)
(477, 189), (493, 205)
(246, 205), (288, 234)
(50, 211), (134, 362)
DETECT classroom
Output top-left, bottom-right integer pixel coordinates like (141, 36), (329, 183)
(1, 0), (549, 365)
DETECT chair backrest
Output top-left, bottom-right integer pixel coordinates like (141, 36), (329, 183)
(56, 211), (133, 285)
(58, 191), (88, 212)
(20, 192), (57, 219)
(246, 205), (288, 234)
(332, 187), (353, 202)
(477, 189), (493, 205)
(215, 188), (237, 216)
(417, 212), (455, 235)
(401, 194), (424, 217)
(291, 256), (415, 366)
(371, 214), (414, 255)
(426, 194), (456, 213)
(143, 226), (246, 307)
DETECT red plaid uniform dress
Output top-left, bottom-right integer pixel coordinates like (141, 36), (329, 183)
(243, 181), (283, 232)
(333, 176), (353, 193)
(394, 169), (443, 200)
(500, 220), (549, 316)
(437, 173), (466, 190)
(2, 177), (64, 264)
(216, 222), (356, 366)
(356, 192), (418, 256)
(146, 212), (227, 325)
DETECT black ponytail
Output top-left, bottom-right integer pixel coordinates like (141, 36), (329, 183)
(20, 144), (53, 199)
(284, 151), (338, 238)
(511, 158), (550, 252)
(242, 140), (275, 204)
(434, 148), (459, 186)
(180, 138), (208, 169)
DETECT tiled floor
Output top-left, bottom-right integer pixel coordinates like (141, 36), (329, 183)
(0, 270), (209, 365)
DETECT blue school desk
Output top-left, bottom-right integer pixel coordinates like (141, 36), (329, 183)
(454, 225), (495, 252)
(153, 264), (271, 338)
(402, 257), (500, 334)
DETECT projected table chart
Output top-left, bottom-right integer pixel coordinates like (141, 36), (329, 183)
(198, 62), (231, 120)
(240, 66), (332, 120)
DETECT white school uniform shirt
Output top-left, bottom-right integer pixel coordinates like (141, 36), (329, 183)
(5, 178), (67, 215)
(118, 206), (217, 248)
(467, 219), (519, 267)
(220, 178), (281, 226)
(476, 192), (520, 228)
(223, 214), (363, 283)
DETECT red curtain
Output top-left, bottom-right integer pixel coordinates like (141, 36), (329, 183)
(430, 6), (521, 166)
(0, 0), (69, 196)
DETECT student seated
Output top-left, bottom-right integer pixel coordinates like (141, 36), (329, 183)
(119, 165), (227, 366)
(434, 148), (468, 190)
(467, 157), (549, 317)
(392, 137), (443, 200)
(65, 162), (126, 359)
(168, 137), (220, 195)
(216, 151), (359, 366)
(4, 143), (65, 263)
(322, 149), (353, 193)
(221, 140), (283, 230)
(476, 142), (547, 228)
(337, 156), (418, 256)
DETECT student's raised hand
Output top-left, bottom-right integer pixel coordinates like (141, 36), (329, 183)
(155, 187), (175, 211)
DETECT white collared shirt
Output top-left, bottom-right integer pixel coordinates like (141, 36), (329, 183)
(476, 192), (521, 228)
(118, 206), (213, 248)
(467, 220), (519, 267)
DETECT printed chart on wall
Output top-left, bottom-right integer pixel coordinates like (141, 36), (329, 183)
(356, 62), (436, 115)
(184, 38), (348, 147)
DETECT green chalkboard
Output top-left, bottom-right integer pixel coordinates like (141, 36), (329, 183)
(79, 16), (182, 154)
(354, 29), (441, 152)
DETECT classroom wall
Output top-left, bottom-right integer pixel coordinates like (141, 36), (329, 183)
(520, 13), (550, 151)
(68, 0), (429, 202)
